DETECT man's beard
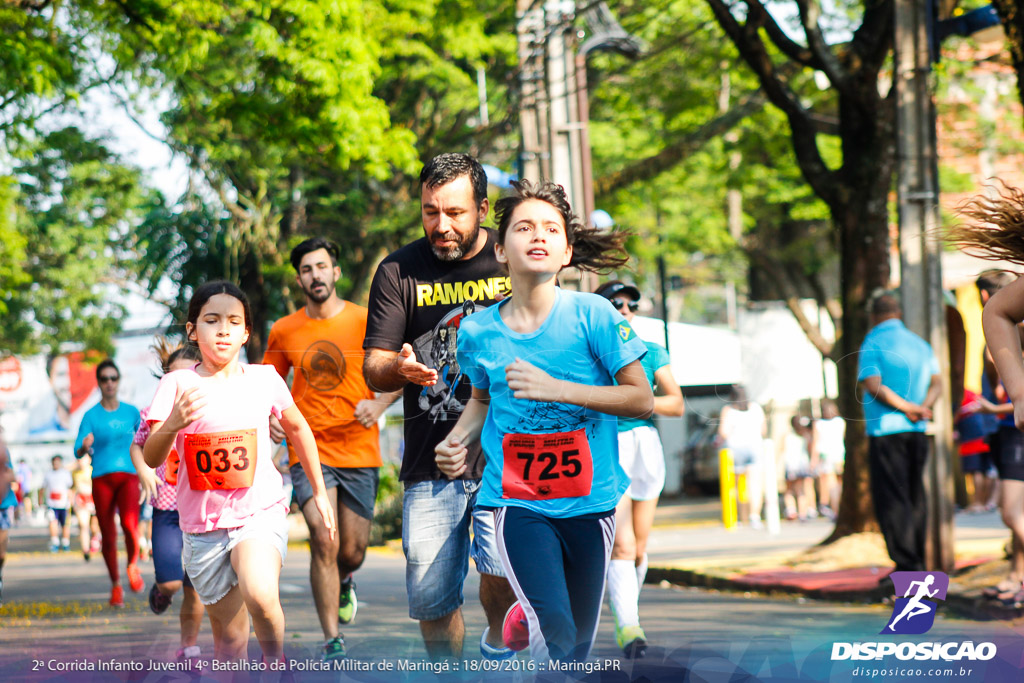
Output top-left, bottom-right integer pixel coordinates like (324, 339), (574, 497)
(430, 222), (480, 261)
(303, 280), (335, 304)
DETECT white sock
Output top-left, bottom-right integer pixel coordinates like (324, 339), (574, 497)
(636, 553), (649, 589)
(607, 559), (641, 629)
(50, 536), (58, 545)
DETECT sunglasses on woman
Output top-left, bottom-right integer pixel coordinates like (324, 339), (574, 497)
(611, 298), (639, 312)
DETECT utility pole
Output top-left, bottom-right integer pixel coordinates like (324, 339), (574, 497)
(545, 1), (585, 218)
(516, 0), (546, 183)
(516, 2), (642, 293)
(894, 0), (955, 573)
(517, 1), (591, 289)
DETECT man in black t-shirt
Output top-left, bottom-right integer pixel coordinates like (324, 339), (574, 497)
(363, 153), (516, 661)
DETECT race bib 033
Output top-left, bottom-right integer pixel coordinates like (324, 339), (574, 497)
(183, 429), (258, 491)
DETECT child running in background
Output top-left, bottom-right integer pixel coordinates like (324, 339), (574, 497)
(131, 338), (206, 662)
(143, 281), (336, 664)
(43, 455), (73, 552)
(71, 455), (100, 561)
(811, 398), (845, 519)
(782, 416), (815, 521)
(435, 180), (653, 664)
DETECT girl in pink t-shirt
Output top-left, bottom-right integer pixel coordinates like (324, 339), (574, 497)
(144, 281), (336, 664)
(131, 339), (206, 663)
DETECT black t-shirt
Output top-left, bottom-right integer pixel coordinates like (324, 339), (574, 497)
(364, 229), (510, 482)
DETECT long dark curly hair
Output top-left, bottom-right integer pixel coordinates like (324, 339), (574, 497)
(493, 180), (631, 273)
(948, 181), (1024, 265)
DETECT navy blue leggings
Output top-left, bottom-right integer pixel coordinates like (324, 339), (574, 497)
(152, 508), (191, 587)
(494, 506), (614, 663)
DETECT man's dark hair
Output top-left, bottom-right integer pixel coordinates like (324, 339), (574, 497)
(870, 291), (901, 317)
(728, 384), (750, 411)
(419, 153), (488, 207)
(976, 269), (1015, 297)
(290, 237), (340, 271)
(95, 359), (119, 382)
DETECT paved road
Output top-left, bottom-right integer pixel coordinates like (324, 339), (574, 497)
(3, 538), (1023, 682)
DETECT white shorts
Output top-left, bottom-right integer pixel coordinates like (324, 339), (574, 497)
(617, 425), (666, 501)
(182, 505), (289, 605)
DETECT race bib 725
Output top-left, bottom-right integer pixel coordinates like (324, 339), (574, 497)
(501, 429), (593, 500)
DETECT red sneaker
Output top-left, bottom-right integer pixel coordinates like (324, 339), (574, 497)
(127, 564), (144, 593)
(110, 584), (125, 608)
(502, 601), (529, 651)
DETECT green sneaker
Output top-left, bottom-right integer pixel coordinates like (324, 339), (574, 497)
(615, 624), (648, 659)
(338, 579), (358, 625)
(322, 636), (347, 661)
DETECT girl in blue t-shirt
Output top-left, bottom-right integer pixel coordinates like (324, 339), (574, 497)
(435, 180), (653, 664)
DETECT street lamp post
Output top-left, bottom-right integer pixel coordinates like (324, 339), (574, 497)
(894, 0), (955, 573)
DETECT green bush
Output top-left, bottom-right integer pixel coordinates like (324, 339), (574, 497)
(370, 462), (403, 546)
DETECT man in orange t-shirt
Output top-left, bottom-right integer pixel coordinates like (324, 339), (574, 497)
(264, 237), (400, 661)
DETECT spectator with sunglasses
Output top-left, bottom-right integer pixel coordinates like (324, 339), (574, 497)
(74, 359), (143, 607)
(594, 280), (684, 658)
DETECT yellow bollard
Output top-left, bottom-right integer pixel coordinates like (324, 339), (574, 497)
(736, 472), (749, 523)
(719, 448), (737, 529)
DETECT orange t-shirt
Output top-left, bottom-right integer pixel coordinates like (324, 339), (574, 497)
(264, 303), (382, 468)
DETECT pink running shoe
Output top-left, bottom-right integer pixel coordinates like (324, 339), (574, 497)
(502, 601), (529, 652)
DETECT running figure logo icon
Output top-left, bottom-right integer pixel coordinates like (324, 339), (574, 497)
(882, 571), (949, 635)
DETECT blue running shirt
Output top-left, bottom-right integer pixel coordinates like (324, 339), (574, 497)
(74, 402), (141, 477)
(458, 289), (647, 517)
(617, 340), (670, 432)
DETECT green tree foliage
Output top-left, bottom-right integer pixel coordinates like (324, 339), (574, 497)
(300, 0), (518, 302)
(0, 177), (32, 352)
(3, 2), (519, 358)
(5, 127), (148, 356)
(78, 0), (419, 355)
(115, 1), (517, 355)
(0, 4), (81, 141)
(0, 3), (151, 355)
(586, 0), (833, 321)
(990, 0), (1024, 113)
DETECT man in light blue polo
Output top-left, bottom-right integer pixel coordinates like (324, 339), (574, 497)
(858, 292), (942, 571)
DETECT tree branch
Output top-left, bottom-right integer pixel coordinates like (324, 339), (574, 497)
(742, 0), (822, 69)
(784, 296), (835, 357)
(704, 0), (839, 205)
(792, 0), (849, 90)
(11, 0), (53, 10)
(743, 242), (835, 357)
(851, 0), (895, 76)
(594, 90), (766, 197)
(806, 269), (842, 339)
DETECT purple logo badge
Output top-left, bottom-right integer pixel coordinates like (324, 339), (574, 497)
(882, 571), (949, 635)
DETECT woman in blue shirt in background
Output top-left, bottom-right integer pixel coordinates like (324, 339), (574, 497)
(74, 359), (142, 607)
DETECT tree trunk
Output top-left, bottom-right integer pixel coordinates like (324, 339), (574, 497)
(240, 249), (269, 363)
(991, 0), (1024, 114)
(826, 89), (897, 541)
